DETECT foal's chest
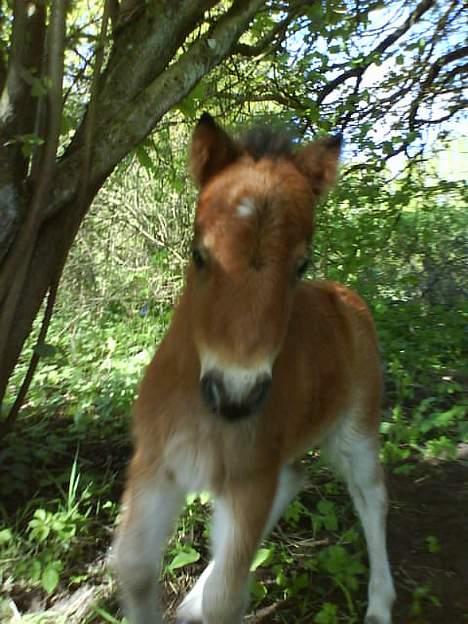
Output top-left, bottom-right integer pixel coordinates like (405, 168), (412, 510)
(163, 420), (259, 494)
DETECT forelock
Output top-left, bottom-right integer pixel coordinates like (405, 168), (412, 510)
(239, 127), (294, 161)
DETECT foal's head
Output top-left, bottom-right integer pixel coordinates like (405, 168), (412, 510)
(187, 113), (341, 422)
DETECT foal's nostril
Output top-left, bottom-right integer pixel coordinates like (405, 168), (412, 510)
(200, 370), (272, 420)
(200, 372), (224, 414)
(247, 375), (272, 412)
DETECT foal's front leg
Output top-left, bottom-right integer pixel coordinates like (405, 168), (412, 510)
(206, 476), (277, 624)
(112, 470), (184, 624)
(179, 473), (277, 624)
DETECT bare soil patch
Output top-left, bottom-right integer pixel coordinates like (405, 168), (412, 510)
(249, 459), (468, 623)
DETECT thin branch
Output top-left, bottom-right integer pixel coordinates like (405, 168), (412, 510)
(0, 1), (46, 184)
(80, 0), (112, 206)
(409, 45), (468, 130)
(233, 2), (302, 58)
(0, 271), (59, 438)
(44, 0), (267, 223)
(0, 0), (67, 305)
(417, 0), (458, 69)
(316, 0), (435, 106)
(1, 2), (113, 425)
(417, 102), (467, 126)
(338, 73), (363, 134)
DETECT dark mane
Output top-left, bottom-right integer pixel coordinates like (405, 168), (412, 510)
(240, 127), (294, 161)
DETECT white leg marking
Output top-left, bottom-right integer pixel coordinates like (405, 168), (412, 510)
(206, 498), (249, 624)
(112, 476), (184, 624)
(323, 420), (395, 624)
(177, 560), (214, 622)
(177, 464), (304, 624)
(178, 499), (246, 624)
(263, 463), (306, 536)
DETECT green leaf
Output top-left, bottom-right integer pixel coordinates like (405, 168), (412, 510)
(168, 547), (200, 571)
(30, 559), (42, 582)
(314, 602), (338, 624)
(17, 133), (44, 157)
(135, 146), (154, 171)
(250, 578), (268, 601)
(425, 535), (440, 553)
(31, 77), (49, 98)
(0, 528), (12, 545)
(32, 508), (47, 522)
(42, 564), (60, 593)
(317, 500), (334, 515)
(199, 491), (211, 505)
(186, 492), (197, 505)
(307, 103), (320, 123)
(250, 547), (273, 571)
(323, 513), (338, 531)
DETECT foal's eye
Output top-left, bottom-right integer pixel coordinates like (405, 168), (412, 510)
(296, 257), (310, 279)
(192, 248), (205, 269)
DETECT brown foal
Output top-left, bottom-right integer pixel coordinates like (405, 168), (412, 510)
(112, 113), (395, 624)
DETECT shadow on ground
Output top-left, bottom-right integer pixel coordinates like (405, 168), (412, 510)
(246, 459), (468, 624)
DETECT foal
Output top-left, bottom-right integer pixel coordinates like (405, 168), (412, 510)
(113, 113), (395, 624)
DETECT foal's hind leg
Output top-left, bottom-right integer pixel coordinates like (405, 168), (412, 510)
(112, 471), (184, 624)
(177, 468), (295, 624)
(264, 462), (306, 535)
(323, 418), (395, 624)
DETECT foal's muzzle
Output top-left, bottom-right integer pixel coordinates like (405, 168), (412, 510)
(200, 370), (272, 421)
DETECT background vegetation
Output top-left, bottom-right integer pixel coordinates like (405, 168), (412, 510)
(0, 1), (466, 622)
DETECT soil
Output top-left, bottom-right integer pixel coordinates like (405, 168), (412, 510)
(249, 458), (468, 624)
(387, 460), (468, 624)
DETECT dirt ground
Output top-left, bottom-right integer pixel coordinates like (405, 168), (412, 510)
(387, 460), (468, 624)
(248, 458), (468, 624)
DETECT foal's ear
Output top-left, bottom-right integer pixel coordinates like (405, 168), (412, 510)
(295, 134), (342, 197)
(190, 112), (240, 188)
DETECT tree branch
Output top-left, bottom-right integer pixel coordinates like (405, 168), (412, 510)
(0, 270), (59, 437)
(232, 2), (304, 58)
(80, 1), (112, 211)
(0, 0), (66, 405)
(409, 45), (468, 130)
(0, 1), (46, 173)
(416, 102), (467, 126)
(45, 0), (266, 222)
(315, 0), (435, 106)
(92, 0), (219, 131)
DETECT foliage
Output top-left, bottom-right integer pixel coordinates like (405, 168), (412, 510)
(1, 140), (466, 620)
(0, 0), (466, 622)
